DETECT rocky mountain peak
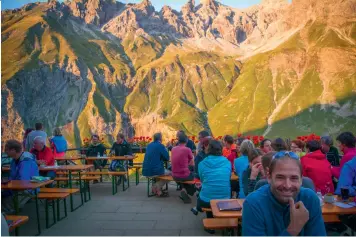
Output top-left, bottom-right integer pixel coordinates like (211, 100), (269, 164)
(136, 0), (155, 15)
(64, 0), (124, 25)
(181, 0), (195, 15)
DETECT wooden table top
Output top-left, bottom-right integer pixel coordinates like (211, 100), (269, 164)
(54, 157), (81, 160)
(210, 199), (244, 218)
(5, 215), (29, 232)
(2, 165), (93, 172)
(1, 180), (53, 190)
(85, 156), (136, 160)
(39, 165), (93, 171)
(211, 197), (356, 218)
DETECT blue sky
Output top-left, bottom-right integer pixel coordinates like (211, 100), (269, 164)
(2, 0), (265, 11)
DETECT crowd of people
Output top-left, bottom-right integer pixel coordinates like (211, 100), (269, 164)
(142, 130), (356, 235)
(2, 122), (356, 235)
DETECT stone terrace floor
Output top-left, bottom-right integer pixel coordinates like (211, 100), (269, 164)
(18, 179), (213, 236)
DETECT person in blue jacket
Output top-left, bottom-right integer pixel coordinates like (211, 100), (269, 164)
(2, 140), (39, 213)
(242, 151), (326, 236)
(49, 127), (68, 157)
(234, 139), (255, 198)
(335, 156), (356, 196)
(142, 133), (170, 197)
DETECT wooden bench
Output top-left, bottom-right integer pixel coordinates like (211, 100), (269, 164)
(203, 218), (238, 235)
(5, 215), (29, 232)
(146, 175), (196, 197)
(37, 193), (70, 228)
(324, 215), (341, 223)
(108, 171), (129, 194)
(40, 188), (80, 194)
(54, 176), (99, 203)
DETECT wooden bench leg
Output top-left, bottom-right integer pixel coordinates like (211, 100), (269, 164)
(135, 168), (139, 186)
(87, 182), (91, 201)
(45, 200), (56, 229)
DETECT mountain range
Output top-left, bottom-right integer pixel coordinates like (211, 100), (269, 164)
(1, 0), (356, 146)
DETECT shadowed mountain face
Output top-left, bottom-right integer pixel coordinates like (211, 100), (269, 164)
(1, 0), (356, 146)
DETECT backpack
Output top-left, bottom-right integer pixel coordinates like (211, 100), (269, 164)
(108, 160), (126, 172)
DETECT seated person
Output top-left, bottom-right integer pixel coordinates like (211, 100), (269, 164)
(2, 140), (39, 213)
(171, 133), (195, 203)
(234, 139), (255, 198)
(301, 140), (334, 195)
(194, 136), (212, 179)
(335, 157), (356, 196)
(142, 133), (170, 197)
(332, 132), (356, 179)
(222, 135), (237, 169)
(271, 137), (288, 152)
(242, 153), (326, 236)
(197, 140), (231, 218)
(30, 136), (56, 181)
(242, 148), (264, 196)
(167, 130), (197, 155)
(86, 135), (107, 170)
(49, 127), (68, 158)
(320, 136), (339, 166)
(255, 152), (315, 191)
(290, 139), (306, 158)
(260, 139), (273, 154)
(109, 133), (133, 169)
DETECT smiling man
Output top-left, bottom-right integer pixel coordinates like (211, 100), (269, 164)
(242, 151), (326, 236)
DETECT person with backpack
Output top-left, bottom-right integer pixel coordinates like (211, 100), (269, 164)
(108, 133), (134, 184)
(49, 127), (68, 158)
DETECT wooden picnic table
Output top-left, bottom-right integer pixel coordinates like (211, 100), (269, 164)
(5, 215), (29, 232)
(85, 155), (137, 160)
(39, 164), (93, 171)
(210, 196), (356, 221)
(2, 180), (53, 235)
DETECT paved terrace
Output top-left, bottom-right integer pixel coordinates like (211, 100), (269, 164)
(17, 180), (212, 236)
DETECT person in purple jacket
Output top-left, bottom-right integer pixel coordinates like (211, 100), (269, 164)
(2, 140), (39, 213)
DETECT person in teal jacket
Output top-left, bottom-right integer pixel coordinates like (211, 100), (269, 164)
(242, 152), (326, 236)
(197, 140), (231, 216)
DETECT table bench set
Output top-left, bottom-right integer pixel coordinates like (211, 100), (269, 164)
(201, 197), (356, 235)
(1, 155), (142, 235)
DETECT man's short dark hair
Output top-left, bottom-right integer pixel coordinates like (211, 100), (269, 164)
(5, 140), (23, 153)
(207, 140), (223, 156)
(117, 133), (125, 139)
(224, 135), (234, 145)
(92, 134), (99, 139)
(336, 132), (356, 148)
(321, 136), (333, 146)
(178, 133), (188, 144)
(153, 133), (162, 142)
(306, 140), (321, 152)
(199, 130), (210, 138)
(272, 138), (288, 151)
(35, 123), (43, 130)
(260, 139), (271, 148)
(236, 137), (245, 145)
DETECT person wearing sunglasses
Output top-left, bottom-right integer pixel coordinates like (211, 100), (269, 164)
(242, 151), (326, 236)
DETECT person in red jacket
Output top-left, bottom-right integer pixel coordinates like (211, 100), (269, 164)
(30, 137), (55, 166)
(332, 132), (356, 179)
(222, 135), (237, 170)
(30, 136), (56, 184)
(301, 140), (334, 195)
